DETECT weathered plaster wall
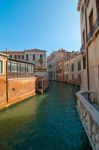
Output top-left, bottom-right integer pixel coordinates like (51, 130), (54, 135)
(64, 54), (82, 85)
(88, 34), (99, 103)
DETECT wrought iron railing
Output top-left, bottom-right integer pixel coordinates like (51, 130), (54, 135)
(86, 32), (91, 43)
(93, 16), (99, 33)
(86, 17), (99, 43)
(80, 44), (84, 52)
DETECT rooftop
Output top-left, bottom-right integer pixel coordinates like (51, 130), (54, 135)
(0, 53), (8, 57)
(25, 49), (46, 52)
(1, 49), (46, 54)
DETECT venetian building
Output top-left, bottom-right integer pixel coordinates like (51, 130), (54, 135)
(3, 49), (47, 70)
(78, 0), (99, 103)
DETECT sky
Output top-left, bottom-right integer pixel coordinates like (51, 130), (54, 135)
(0, 0), (81, 55)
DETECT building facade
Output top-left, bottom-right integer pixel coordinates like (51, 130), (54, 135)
(56, 61), (64, 82)
(47, 49), (77, 80)
(3, 49), (47, 70)
(47, 49), (66, 80)
(78, 0), (99, 103)
(76, 1), (99, 149)
(64, 53), (82, 85)
(0, 53), (36, 109)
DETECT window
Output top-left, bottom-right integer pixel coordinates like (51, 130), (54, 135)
(20, 63), (25, 74)
(49, 65), (51, 68)
(40, 54), (43, 59)
(11, 62), (17, 73)
(28, 65), (32, 74)
(33, 54), (35, 60)
(71, 63), (74, 72)
(22, 55), (24, 60)
(96, 0), (99, 17)
(89, 9), (93, 35)
(18, 55), (20, 59)
(83, 56), (86, 69)
(31, 65), (34, 75)
(26, 54), (28, 60)
(14, 55), (17, 59)
(72, 74), (74, 80)
(83, 30), (85, 46)
(78, 61), (81, 71)
(0, 60), (3, 74)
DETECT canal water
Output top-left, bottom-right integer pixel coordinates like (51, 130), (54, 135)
(0, 82), (92, 150)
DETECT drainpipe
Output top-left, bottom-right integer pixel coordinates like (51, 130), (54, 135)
(85, 0), (90, 91)
(6, 58), (8, 103)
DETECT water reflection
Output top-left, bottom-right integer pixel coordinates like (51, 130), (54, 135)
(0, 82), (92, 150)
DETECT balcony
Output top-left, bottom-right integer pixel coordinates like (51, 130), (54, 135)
(76, 90), (99, 150)
(86, 17), (99, 44)
(80, 44), (85, 52)
(86, 32), (91, 43)
(93, 17), (99, 33)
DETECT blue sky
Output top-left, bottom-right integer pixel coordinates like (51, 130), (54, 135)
(0, 0), (81, 55)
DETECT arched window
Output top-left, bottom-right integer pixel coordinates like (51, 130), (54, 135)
(33, 54), (35, 60)
(18, 55), (20, 59)
(40, 54), (43, 59)
(14, 55), (17, 59)
(0, 60), (3, 74)
(26, 54), (28, 60)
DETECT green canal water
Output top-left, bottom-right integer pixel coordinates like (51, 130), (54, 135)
(0, 82), (92, 150)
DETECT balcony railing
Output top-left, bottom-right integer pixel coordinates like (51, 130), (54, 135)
(86, 32), (91, 43)
(93, 17), (99, 33)
(80, 44), (85, 52)
(86, 17), (99, 43)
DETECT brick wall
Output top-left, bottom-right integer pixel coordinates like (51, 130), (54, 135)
(0, 55), (7, 107)
(8, 77), (36, 104)
(0, 77), (37, 108)
(0, 54), (37, 109)
(0, 77), (7, 107)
